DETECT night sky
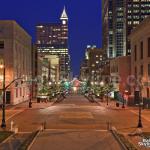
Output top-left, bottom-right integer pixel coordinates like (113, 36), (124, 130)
(0, 0), (102, 76)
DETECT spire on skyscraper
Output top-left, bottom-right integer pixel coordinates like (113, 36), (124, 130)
(60, 6), (68, 20)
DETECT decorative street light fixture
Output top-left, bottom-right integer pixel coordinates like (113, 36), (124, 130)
(0, 62), (6, 128)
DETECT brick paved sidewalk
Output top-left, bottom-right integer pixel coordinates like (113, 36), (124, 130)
(0, 99), (56, 130)
(95, 98), (136, 110)
(3, 98), (57, 110)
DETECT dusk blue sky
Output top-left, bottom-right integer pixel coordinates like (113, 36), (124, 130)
(0, 0), (102, 76)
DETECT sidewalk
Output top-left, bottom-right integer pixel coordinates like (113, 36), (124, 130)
(0, 99), (56, 128)
(4, 98), (56, 110)
(95, 98), (138, 110)
(0, 132), (32, 150)
(96, 99), (150, 122)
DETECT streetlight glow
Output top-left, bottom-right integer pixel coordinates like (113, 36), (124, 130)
(100, 81), (104, 86)
(0, 64), (4, 69)
(49, 81), (52, 86)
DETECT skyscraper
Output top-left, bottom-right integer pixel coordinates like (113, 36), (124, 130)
(102, 0), (150, 58)
(36, 7), (70, 80)
(126, 0), (150, 55)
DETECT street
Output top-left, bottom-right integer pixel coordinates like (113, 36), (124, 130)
(1, 95), (150, 149)
(5, 95), (150, 133)
(30, 130), (121, 150)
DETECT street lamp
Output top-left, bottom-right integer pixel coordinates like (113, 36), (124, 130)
(122, 93), (125, 108)
(135, 86), (143, 128)
(137, 101), (143, 128)
(106, 92), (109, 106)
(122, 90), (128, 108)
(0, 62), (6, 128)
(29, 81), (32, 108)
(100, 81), (104, 101)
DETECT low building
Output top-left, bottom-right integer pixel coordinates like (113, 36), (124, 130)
(110, 56), (131, 94)
(129, 16), (150, 98)
(101, 60), (110, 80)
(0, 20), (32, 105)
(87, 46), (107, 83)
(79, 46), (107, 85)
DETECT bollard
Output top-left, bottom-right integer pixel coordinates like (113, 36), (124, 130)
(107, 122), (112, 131)
(40, 124), (43, 131)
(107, 122), (110, 131)
(43, 121), (46, 130)
(10, 121), (14, 131)
(14, 126), (18, 133)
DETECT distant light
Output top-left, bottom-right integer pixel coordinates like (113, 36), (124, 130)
(91, 82), (94, 85)
(95, 82), (98, 85)
(0, 64), (4, 69)
(36, 25), (43, 28)
(100, 81), (104, 86)
(73, 87), (77, 92)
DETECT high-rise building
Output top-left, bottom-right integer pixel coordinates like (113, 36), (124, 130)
(102, 0), (150, 58)
(36, 7), (70, 80)
(79, 46), (107, 83)
(126, 0), (150, 55)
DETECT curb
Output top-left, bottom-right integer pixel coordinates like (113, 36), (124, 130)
(27, 130), (40, 150)
(97, 102), (130, 110)
(110, 127), (128, 150)
(0, 132), (15, 145)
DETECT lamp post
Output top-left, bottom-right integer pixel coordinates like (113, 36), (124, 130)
(0, 62), (6, 128)
(138, 89), (143, 128)
(135, 86), (143, 128)
(122, 90), (128, 109)
(106, 92), (109, 105)
(122, 93), (125, 108)
(29, 81), (32, 108)
(122, 98), (125, 108)
(100, 81), (104, 101)
(137, 101), (143, 128)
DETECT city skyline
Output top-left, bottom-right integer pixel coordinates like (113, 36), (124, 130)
(0, 0), (102, 76)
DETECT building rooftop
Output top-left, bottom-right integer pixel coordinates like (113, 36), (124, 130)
(0, 20), (32, 39)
